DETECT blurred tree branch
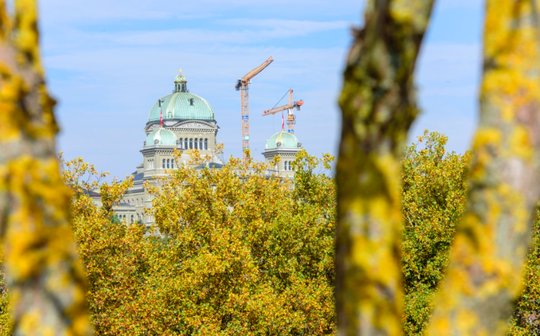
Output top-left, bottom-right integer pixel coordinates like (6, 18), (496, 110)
(0, 0), (92, 334)
(427, 1), (540, 334)
(336, 0), (435, 334)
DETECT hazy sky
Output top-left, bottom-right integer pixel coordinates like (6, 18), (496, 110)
(39, 0), (483, 178)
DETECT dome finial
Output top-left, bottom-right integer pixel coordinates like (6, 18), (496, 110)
(174, 69), (188, 93)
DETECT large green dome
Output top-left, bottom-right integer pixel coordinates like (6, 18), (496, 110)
(145, 128), (177, 147)
(148, 72), (215, 122)
(265, 131), (301, 150)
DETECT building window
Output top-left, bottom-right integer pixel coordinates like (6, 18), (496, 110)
(285, 161), (291, 171)
(184, 138), (188, 149)
(200, 138), (203, 150)
(204, 138), (208, 150)
(131, 215), (134, 224)
(179, 138), (183, 149)
(189, 138), (193, 149)
(162, 159), (165, 168)
(194, 138), (198, 149)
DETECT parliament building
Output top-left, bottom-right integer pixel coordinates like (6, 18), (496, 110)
(95, 71), (303, 225)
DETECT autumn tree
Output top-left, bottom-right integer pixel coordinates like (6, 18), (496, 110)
(0, 0), (91, 334)
(509, 211), (540, 334)
(147, 152), (336, 334)
(56, 152), (336, 335)
(401, 132), (470, 334)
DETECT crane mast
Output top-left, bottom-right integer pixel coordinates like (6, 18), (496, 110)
(236, 56), (274, 158)
(262, 89), (304, 133)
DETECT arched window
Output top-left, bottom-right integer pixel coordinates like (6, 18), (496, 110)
(189, 138), (193, 149)
(204, 138), (208, 150)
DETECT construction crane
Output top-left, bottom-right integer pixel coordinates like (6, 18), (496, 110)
(262, 89), (304, 133)
(235, 56), (274, 158)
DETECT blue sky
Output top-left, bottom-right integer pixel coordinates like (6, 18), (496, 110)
(39, 0), (483, 178)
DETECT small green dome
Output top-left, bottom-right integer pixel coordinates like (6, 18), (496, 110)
(265, 131), (301, 150)
(145, 128), (177, 147)
(148, 72), (215, 122)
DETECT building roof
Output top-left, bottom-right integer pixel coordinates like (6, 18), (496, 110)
(145, 128), (177, 147)
(148, 72), (215, 122)
(265, 130), (301, 150)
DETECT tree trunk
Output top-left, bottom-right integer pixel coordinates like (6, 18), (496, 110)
(427, 1), (540, 334)
(0, 0), (92, 334)
(336, 0), (434, 334)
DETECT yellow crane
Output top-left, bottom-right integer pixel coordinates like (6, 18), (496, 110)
(262, 89), (304, 133)
(236, 56), (274, 157)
